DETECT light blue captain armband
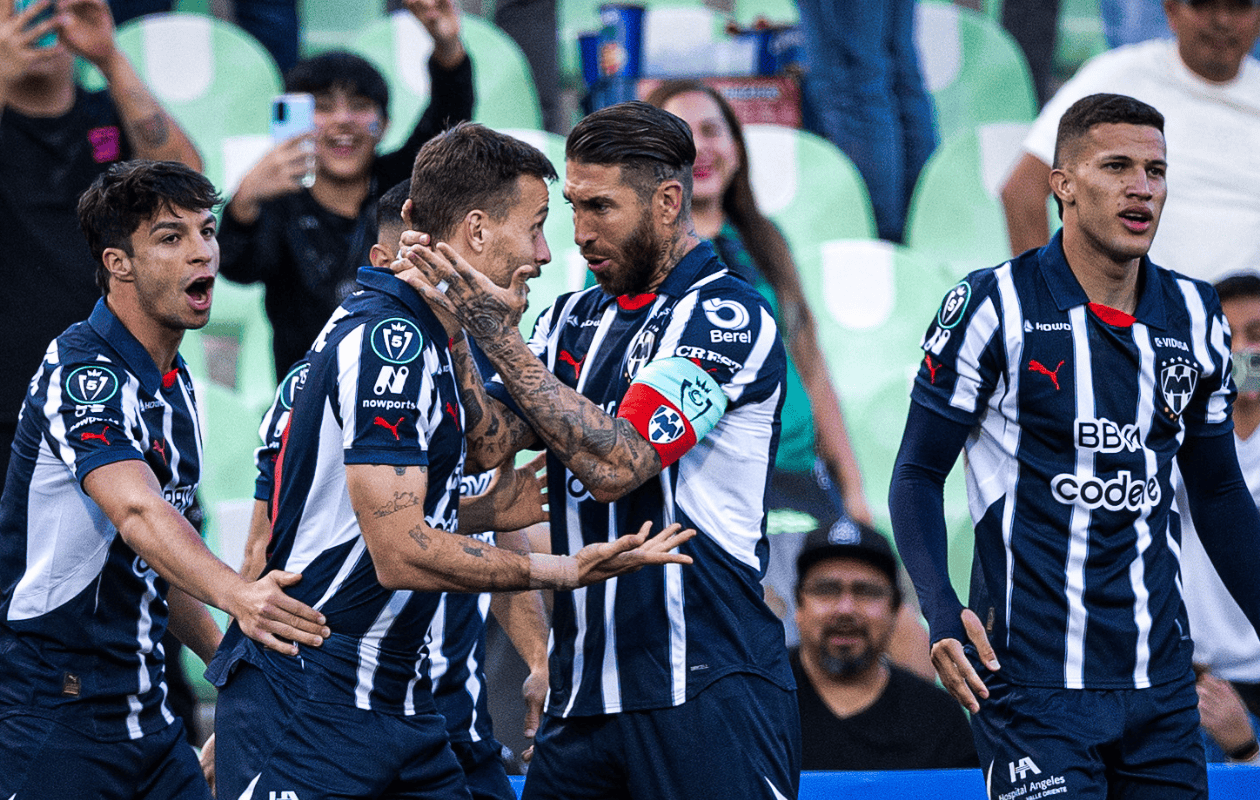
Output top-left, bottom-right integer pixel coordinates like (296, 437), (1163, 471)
(617, 356), (728, 467)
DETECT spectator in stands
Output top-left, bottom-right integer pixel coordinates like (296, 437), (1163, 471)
(0, 0), (202, 488)
(217, 0), (472, 380)
(1178, 273), (1260, 718)
(793, 0), (937, 242)
(107, 0), (300, 73)
(791, 523), (978, 771)
(1000, 0), (1060, 107)
(1001, 0), (1260, 282)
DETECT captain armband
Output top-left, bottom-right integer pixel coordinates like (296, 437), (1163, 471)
(616, 356), (728, 468)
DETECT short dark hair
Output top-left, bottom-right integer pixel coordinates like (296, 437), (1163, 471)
(407, 123), (557, 242)
(77, 160), (221, 296)
(566, 100), (696, 206)
(377, 179), (410, 242)
(285, 51), (389, 117)
(1050, 93), (1164, 217)
(1215, 272), (1260, 304)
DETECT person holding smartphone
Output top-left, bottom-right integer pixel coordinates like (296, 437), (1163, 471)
(0, 0), (202, 491)
(217, 0), (473, 382)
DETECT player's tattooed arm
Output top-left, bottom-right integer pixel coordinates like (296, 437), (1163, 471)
(396, 241), (662, 502)
(448, 333), (537, 472)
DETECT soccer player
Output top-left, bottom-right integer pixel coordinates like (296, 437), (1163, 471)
(0, 160), (330, 799)
(209, 124), (694, 800)
(397, 101), (799, 800)
(889, 92), (1260, 798)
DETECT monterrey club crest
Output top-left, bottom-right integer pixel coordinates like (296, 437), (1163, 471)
(647, 405), (685, 444)
(65, 365), (119, 405)
(1159, 356), (1199, 420)
(624, 327), (656, 381)
(937, 282), (971, 330)
(371, 318), (423, 365)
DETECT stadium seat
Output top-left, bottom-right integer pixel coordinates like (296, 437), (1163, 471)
(914, 0), (1037, 143)
(498, 129), (590, 336)
(86, 13), (284, 194)
(299, 0), (385, 56)
(1055, 0), (1109, 80)
(732, 0), (799, 27)
(904, 121), (1031, 278)
(182, 280), (276, 411)
(348, 11), (542, 151)
(196, 380), (265, 575)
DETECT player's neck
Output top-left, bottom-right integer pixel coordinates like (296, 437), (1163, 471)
(1061, 228), (1141, 316)
(802, 650), (890, 719)
(105, 293), (183, 373)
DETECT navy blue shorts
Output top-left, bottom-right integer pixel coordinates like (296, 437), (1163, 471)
(214, 661), (471, 800)
(972, 667), (1206, 800)
(451, 738), (515, 800)
(0, 713), (209, 799)
(521, 672), (800, 800)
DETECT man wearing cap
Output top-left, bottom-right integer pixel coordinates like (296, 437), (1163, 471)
(791, 523), (976, 771)
(1002, 0), (1260, 283)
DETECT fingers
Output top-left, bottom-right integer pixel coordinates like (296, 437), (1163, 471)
(961, 607), (999, 671)
(931, 638), (986, 713)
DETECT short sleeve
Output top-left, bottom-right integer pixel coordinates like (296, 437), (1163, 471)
(54, 361), (144, 482)
(1179, 281), (1235, 438)
(910, 272), (1006, 426)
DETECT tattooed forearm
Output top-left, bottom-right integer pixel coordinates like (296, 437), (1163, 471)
(134, 112), (170, 148)
(373, 491), (424, 518)
(408, 525), (431, 550)
(462, 543), (486, 558)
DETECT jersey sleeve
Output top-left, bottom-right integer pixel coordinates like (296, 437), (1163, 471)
(52, 360), (145, 483)
(911, 272), (1006, 426)
(340, 318), (440, 466)
(1180, 281), (1235, 438)
(254, 360), (309, 502)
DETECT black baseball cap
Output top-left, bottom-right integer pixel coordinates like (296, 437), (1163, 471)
(795, 519), (899, 590)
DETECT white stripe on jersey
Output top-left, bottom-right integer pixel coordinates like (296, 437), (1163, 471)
(600, 575), (621, 712)
(665, 560), (687, 705)
(355, 589), (414, 710)
(285, 400), (363, 577)
(125, 693), (144, 740)
(425, 594), (450, 717)
(133, 565), (160, 698)
(996, 265), (1024, 649)
(1064, 305), (1094, 688)
(1178, 279), (1230, 425)
(951, 298), (1001, 414)
(464, 592), (491, 742)
(1129, 325), (1160, 687)
(338, 327), (366, 450)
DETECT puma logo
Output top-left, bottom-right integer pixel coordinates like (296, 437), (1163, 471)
(558, 350), (585, 380)
(81, 426), (111, 445)
(924, 354), (940, 384)
(1029, 359), (1065, 391)
(152, 439), (167, 464)
(373, 416), (404, 441)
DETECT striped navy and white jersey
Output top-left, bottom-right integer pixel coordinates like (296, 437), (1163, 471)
(208, 267), (466, 714)
(912, 232), (1234, 689)
(0, 300), (201, 741)
(489, 241), (794, 717)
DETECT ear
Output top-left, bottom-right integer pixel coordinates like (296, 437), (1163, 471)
(460, 208), (489, 255)
(102, 248), (134, 285)
(1049, 167), (1075, 211)
(368, 242), (394, 269)
(401, 198), (413, 228)
(655, 180), (684, 227)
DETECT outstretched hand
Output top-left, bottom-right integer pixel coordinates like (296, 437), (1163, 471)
(394, 231), (534, 340)
(231, 570), (330, 656)
(403, 0), (464, 66)
(0, 0), (59, 89)
(574, 520), (695, 587)
(931, 607), (999, 713)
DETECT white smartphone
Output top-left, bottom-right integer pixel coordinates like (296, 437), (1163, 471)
(271, 93), (316, 187)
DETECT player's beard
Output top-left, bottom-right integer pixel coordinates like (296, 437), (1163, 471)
(594, 206), (665, 297)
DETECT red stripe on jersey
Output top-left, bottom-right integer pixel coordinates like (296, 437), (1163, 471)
(617, 382), (696, 468)
(1088, 302), (1135, 328)
(271, 416), (293, 523)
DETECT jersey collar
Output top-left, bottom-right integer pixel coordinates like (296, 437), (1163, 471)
(356, 266), (450, 344)
(1038, 230), (1168, 330)
(87, 298), (182, 395)
(653, 239), (722, 299)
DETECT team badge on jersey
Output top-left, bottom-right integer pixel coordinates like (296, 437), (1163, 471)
(65, 365), (119, 405)
(625, 328), (656, 380)
(1159, 356), (1199, 419)
(278, 362), (309, 410)
(937, 282), (971, 330)
(371, 318), (423, 364)
(648, 405), (686, 444)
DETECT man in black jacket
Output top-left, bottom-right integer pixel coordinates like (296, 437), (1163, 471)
(217, 0), (474, 379)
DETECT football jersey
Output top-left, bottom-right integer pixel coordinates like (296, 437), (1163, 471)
(208, 267), (466, 714)
(489, 241), (795, 716)
(0, 300), (201, 741)
(912, 232), (1234, 689)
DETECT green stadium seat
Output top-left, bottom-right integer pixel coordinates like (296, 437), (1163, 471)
(1055, 0), (1109, 80)
(97, 13), (284, 194)
(914, 0), (1038, 143)
(732, 0), (799, 27)
(348, 11), (542, 151)
(904, 121), (1031, 278)
(299, 0), (385, 56)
